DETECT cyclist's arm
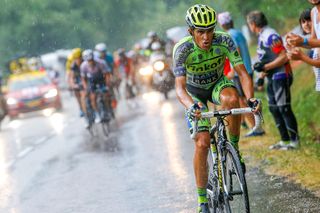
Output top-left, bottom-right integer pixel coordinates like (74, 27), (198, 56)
(175, 76), (194, 108)
(80, 65), (88, 90)
(68, 70), (75, 88)
(101, 61), (112, 87)
(233, 64), (254, 100)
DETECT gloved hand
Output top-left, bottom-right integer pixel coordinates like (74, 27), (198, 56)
(187, 103), (201, 120)
(253, 62), (265, 72)
(247, 98), (262, 112)
(256, 78), (264, 87)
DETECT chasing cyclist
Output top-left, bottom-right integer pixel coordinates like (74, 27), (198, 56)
(172, 4), (259, 212)
(80, 49), (111, 125)
(66, 48), (85, 117)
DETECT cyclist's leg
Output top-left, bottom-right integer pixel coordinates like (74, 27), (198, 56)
(212, 76), (240, 149)
(186, 94), (211, 209)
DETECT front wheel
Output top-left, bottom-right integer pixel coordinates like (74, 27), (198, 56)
(223, 142), (250, 213)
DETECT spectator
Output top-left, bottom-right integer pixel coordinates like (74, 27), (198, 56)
(247, 10), (300, 150)
(286, 4), (320, 92)
(218, 11), (265, 136)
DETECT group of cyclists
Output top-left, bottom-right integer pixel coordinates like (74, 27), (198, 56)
(65, 31), (169, 128)
(66, 44), (123, 127)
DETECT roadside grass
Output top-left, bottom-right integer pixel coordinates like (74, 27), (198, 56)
(240, 63), (320, 196)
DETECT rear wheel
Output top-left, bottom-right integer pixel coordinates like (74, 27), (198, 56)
(223, 142), (250, 213)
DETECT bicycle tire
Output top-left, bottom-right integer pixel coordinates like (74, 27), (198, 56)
(100, 121), (109, 137)
(223, 142), (250, 213)
(207, 149), (219, 213)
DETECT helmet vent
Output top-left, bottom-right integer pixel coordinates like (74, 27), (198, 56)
(191, 14), (196, 23)
(197, 13), (202, 23)
(208, 12), (212, 22)
(203, 14), (207, 23)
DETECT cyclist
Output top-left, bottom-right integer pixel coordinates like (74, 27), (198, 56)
(80, 49), (111, 124)
(114, 48), (135, 100)
(146, 31), (166, 52)
(218, 11), (265, 137)
(66, 48), (85, 116)
(95, 42), (118, 113)
(69, 49), (87, 119)
(173, 4), (259, 212)
(247, 10), (299, 150)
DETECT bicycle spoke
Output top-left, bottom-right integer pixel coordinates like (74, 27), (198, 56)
(223, 143), (250, 213)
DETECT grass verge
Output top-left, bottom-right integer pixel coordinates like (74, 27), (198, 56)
(240, 63), (320, 196)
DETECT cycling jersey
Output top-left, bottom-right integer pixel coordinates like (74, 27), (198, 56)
(173, 31), (243, 133)
(65, 54), (74, 73)
(71, 62), (83, 89)
(172, 32), (243, 90)
(80, 59), (110, 92)
(257, 26), (292, 79)
(114, 56), (133, 78)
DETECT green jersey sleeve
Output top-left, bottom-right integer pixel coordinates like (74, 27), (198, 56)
(213, 32), (243, 68)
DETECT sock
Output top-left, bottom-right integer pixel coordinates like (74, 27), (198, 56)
(197, 187), (208, 204)
(229, 134), (240, 150)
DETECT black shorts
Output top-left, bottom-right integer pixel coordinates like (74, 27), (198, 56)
(88, 78), (106, 93)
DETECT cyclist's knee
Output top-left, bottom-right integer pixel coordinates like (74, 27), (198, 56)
(220, 94), (239, 109)
(195, 132), (210, 150)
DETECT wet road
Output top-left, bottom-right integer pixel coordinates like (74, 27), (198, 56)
(0, 91), (319, 213)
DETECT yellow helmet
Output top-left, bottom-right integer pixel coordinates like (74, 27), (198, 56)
(72, 48), (82, 59)
(186, 4), (217, 30)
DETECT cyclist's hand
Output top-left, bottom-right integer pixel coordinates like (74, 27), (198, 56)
(247, 98), (262, 113)
(253, 62), (265, 72)
(187, 103), (201, 120)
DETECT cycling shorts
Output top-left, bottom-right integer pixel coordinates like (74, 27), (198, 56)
(88, 77), (106, 93)
(185, 76), (235, 133)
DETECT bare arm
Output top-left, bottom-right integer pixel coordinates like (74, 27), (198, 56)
(264, 50), (288, 71)
(234, 64), (254, 100)
(175, 76), (194, 108)
(300, 51), (320, 67)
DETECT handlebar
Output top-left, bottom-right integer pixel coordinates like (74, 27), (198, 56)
(190, 107), (263, 139)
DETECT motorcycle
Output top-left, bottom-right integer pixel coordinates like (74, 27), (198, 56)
(149, 51), (175, 99)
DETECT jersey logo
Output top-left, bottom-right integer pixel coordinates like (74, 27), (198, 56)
(187, 56), (223, 73)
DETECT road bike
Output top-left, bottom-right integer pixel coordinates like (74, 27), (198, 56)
(84, 85), (113, 137)
(191, 107), (263, 213)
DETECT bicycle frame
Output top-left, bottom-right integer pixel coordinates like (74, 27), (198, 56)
(192, 107), (262, 212)
(209, 117), (231, 197)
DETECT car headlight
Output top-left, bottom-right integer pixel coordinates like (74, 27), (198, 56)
(44, 88), (58, 99)
(139, 66), (153, 76)
(153, 61), (165, 71)
(7, 97), (18, 105)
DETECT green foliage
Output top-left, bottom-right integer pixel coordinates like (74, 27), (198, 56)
(0, 0), (314, 70)
(218, 0), (310, 32)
